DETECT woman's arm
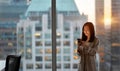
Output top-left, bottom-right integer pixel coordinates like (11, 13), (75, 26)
(77, 40), (85, 56)
(77, 46), (83, 56)
(87, 38), (99, 56)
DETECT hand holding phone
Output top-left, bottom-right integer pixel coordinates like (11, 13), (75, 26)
(77, 38), (82, 45)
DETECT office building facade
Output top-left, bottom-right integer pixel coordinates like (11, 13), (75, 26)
(0, 0), (28, 59)
(0, 22), (16, 59)
(111, 0), (120, 71)
(17, 0), (88, 71)
(95, 1), (107, 71)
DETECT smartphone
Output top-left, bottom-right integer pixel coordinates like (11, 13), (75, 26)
(77, 38), (82, 43)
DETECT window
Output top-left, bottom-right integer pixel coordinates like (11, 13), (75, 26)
(57, 41), (61, 46)
(45, 41), (52, 46)
(35, 33), (42, 38)
(57, 56), (61, 61)
(35, 63), (43, 69)
(56, 48), (61, 54)
(36, 48), (43, 54)
(35, 26), (42, 31)
(36, 56), (42, 61)
(56, 32), (61, 38)
(63, 22), (70, 31)
(45, 48), (52, 54)
(45, 56), (52, 61)
(26, 48), (32, 59)
(36, 41), (42, 46)
(63, 41), (70, 46)
(64, 63), (70, 69)
(73, 63), (78, 69)
(45, 63), (52, 69)
(64, 56), (70, 61)
(26, 64), (33, 69)
(45, 33), (51, 39)
(63, 48), (70, 54)
(57, 64), (61, 69)
(64, 33), (70, 39)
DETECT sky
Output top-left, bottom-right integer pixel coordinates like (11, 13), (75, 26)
(75, 0), (111, 27)
(75, 0), (95, 24)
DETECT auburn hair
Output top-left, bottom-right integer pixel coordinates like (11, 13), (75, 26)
(82, 22), (95, 42)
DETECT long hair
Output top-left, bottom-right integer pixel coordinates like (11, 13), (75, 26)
(82, 22), (95, 42)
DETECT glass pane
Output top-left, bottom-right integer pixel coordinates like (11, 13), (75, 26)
(56, 0), (87, 71)
(0, 0), (52, 71)
(57, 0), (120, 71)
(0, 0), (120, 71)
(18, 0), (52, 71)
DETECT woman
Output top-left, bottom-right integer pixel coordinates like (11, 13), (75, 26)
(77, 22), (99, 71)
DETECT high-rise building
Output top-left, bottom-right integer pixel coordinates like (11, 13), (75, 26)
(0, 0), (28, 22)
(111, 0), (120, 71)
(0, 0), (28, 59)
(95, 0), (107, 71)
(95, 0), (104, 36)
(0, 0), (10, 5)
(17, 0), (88, 71)
(0, 22), (16, 59)
(0, 0), (27, 5)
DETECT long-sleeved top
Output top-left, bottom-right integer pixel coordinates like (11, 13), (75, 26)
(77, 38), (99, 71)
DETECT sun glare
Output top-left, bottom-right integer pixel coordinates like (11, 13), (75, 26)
(105, 18), (111, 25)
(104, 0), (111, 29)
(104, 18), (111, 27)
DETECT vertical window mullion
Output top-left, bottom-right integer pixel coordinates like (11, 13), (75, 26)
(52, 0), (56, 71)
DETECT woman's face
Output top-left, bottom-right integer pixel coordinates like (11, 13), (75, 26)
(83, 26), (90, 37)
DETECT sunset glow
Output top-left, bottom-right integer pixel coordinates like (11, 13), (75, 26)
(104, 0), (111, 28)
(104, 18), (111, 26)
(75, 0), (111, 27)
